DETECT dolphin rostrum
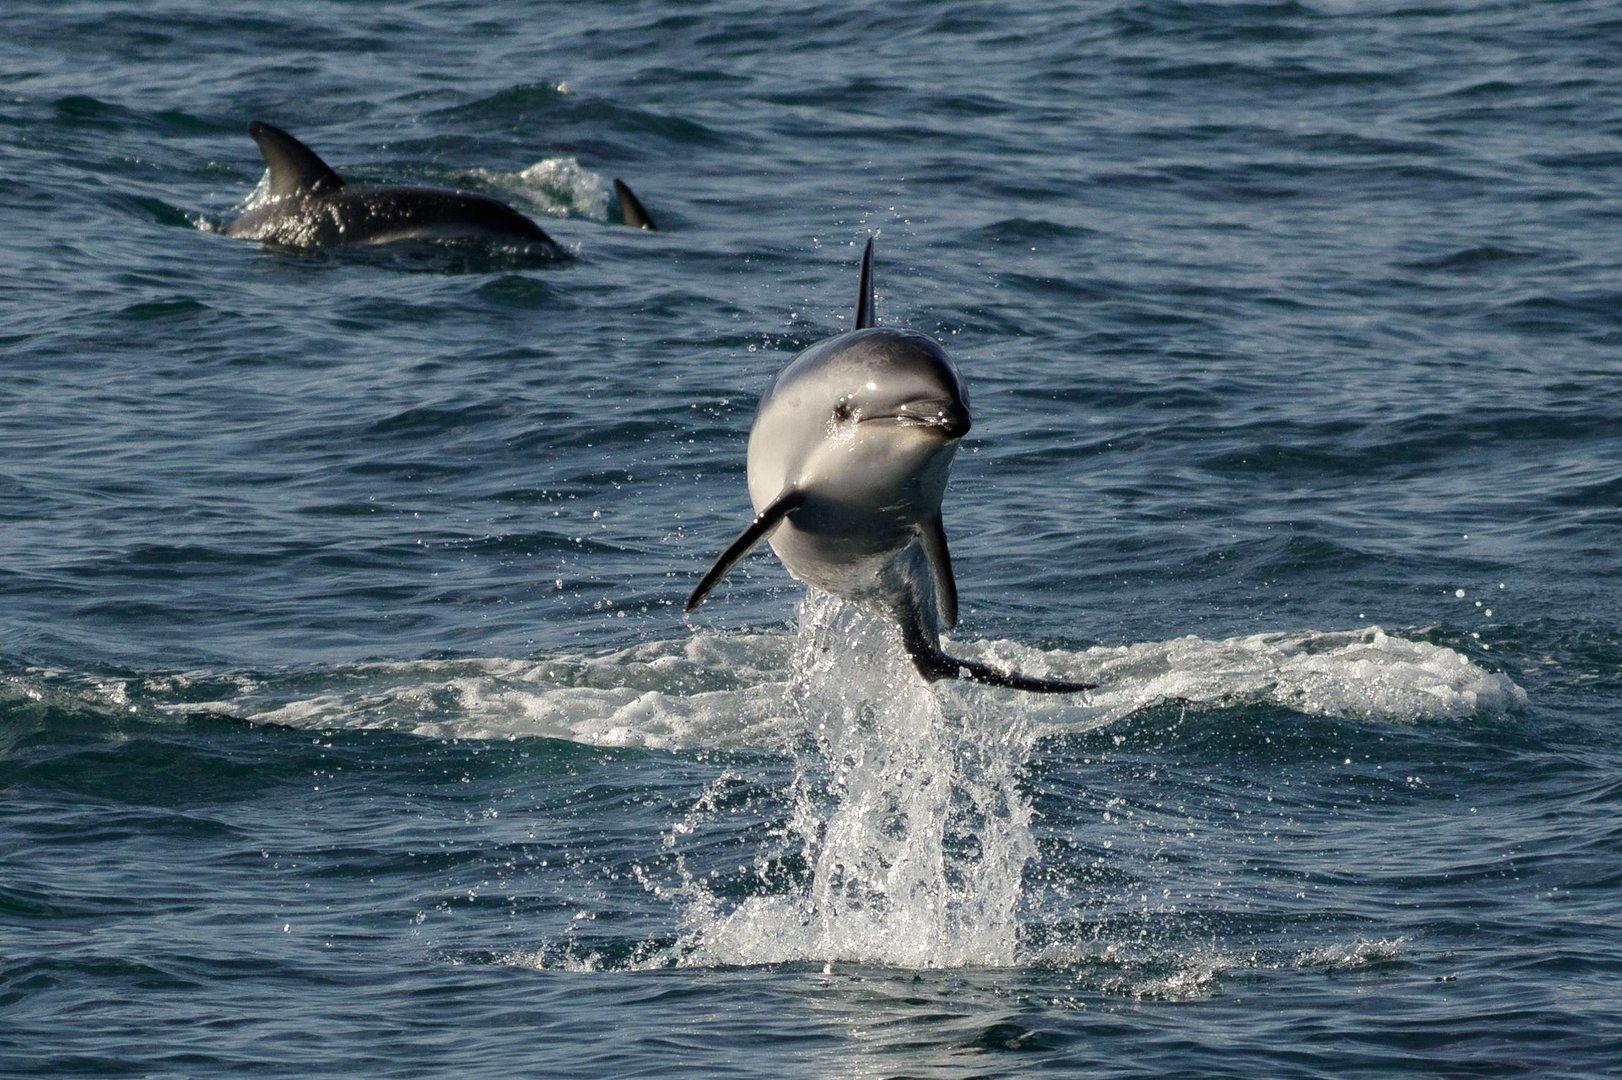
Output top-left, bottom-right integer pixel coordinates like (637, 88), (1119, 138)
(686, 239), (1095, 693)
(223, 121), (656, 252)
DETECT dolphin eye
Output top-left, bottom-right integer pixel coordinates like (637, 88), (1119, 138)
(832, 400), (854, 422)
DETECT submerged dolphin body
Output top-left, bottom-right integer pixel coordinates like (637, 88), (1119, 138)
(686, 240), (1095, 693)
(223, 122), (655, 253)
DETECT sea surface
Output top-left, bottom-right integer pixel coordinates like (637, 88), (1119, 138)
(3, 1), (1620, 1076)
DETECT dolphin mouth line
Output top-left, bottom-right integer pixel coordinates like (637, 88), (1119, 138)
(859, 411), (971, 438)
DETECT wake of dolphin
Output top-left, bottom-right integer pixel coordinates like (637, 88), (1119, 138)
(643, 598), (1524, 970)
(180, 610), (1524, 751)
(109, 597), (1526, 970)
(669, 595), (1037, 968)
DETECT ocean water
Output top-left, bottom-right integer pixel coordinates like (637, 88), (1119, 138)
(2, 1), (1619, 1076)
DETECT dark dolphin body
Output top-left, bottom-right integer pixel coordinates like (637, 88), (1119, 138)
(223, 121), (655, 254)
(613, 178), (656, 231)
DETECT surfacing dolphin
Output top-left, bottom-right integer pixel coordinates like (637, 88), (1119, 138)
(613, 178), (656, 231)
(222, 121), (656, 253)
(686, 239), (1095, 693)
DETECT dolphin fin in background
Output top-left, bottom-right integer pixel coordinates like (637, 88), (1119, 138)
(854, 236), (875, 330)
(613, 179), (657, 231)
(247, 121), (344, 198)
(685, 489), (807, 615)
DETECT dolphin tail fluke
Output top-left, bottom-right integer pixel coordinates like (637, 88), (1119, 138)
(897, 608), (1096, 694)
(613, 179), (657, 231)
(854, 236), (876, 329)
(246, 121), (344, 198)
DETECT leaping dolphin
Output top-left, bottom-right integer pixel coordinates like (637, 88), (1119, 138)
(686, 239), (1095, 694)
(222, 121), (656, 252)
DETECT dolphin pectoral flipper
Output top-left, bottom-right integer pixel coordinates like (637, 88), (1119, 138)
(247, 121), (344, 198)
(613, 179), (657, 231)
(685, 489), (807, 614)
(917, 514), (958, 630)
(896, 600), (1096, 694)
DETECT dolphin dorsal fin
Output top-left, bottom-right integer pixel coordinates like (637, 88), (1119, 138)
(613, 179), (657, 231)
(854, 236), (875, 329)
(247, 121), (343, 198)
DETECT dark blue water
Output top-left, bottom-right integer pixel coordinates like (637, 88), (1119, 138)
(3, 1), (1620, 1076)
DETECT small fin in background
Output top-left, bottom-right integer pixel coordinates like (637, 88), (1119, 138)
(855, 235), (875, 329)
(897, 605), (1095, 694)
(684, 490), (806, 614)
(917, 515), (958, 630)
(246, 121), (343, 198)
(613, 178), (657, 231)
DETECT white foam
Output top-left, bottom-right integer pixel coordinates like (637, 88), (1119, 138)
(1296, 936), (1409, 970)
(225, 634), (797, 750)
(218, 618), (1522, 750)
(202, 607), (1524, 972)
(1023, 625), (1529, 728)
(462, 157), (613, 221)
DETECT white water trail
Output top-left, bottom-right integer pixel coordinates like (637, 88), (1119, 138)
(673, 593), (1037, 969)
(457, 157), (614, 221)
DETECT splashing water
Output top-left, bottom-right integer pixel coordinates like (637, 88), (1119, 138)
(156, 622), (1519, 751)
(670, 593), (1040, 969)
(115, 598), (1522, 977)
(481, 157), (613, 220)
